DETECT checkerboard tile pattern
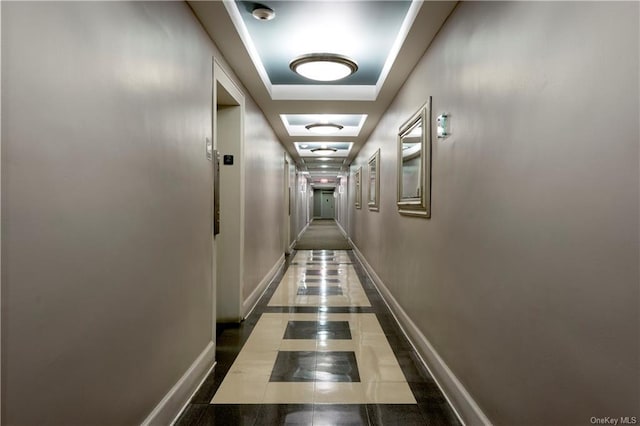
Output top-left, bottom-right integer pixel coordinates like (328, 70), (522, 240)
(210, 311), (415, 404)
(176, 249), (461, 425)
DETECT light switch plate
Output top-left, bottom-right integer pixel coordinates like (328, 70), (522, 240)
(206, 137), (213, 160)
(437, 114), (450, 138)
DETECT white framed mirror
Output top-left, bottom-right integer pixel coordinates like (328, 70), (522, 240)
(397, 97), (431, 217)
(354, 166), (362, 209)
(368, 149), (380, 211)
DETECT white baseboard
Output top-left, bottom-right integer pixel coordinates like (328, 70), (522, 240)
(335, 220), (349, 240)
(350, 241), (491, 426)
(242, 254), (285, 319)
(296, 221), (311, 241)
(142, 341), (215, 426)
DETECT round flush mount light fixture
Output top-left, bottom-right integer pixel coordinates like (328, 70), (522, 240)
(252, 4), (275, 20)
(305, 123), (343, 135)
(310, 147), (338, 155)
(290, 53), (358, 81)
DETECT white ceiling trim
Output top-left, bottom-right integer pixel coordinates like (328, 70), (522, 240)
(294, 142), (353, 158)
(281, 115), (367, 137)
(223, 0), (273, 98)
(223, 0), (424, 102)
(271, 84), (377, 101)
(375, 0), (424, 95)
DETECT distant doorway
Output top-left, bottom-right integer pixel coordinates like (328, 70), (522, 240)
(314, 189), (335, 219)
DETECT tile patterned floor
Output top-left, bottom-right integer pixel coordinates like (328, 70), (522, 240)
(176, 250), (461, 425)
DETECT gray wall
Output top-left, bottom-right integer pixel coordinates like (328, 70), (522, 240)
(350, 2), (639, 424)
(292, 172), (310, 241)
(243, 101), (286, 301)
(313, 189), (323, 218)
(1, 1), (286, 424)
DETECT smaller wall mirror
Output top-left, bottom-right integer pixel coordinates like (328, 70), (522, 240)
(354, 167), (362, 209)
(397, 97), (431, 217)
(368, 149), (380, 211)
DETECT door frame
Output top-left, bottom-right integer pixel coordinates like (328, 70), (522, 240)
(283, 155), (291, 254)
(212, 58), (245, 326)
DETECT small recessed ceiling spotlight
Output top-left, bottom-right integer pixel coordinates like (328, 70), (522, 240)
(290, 53), (358, 82)
(310, 147), (338, 155)
(305, 123), (343, 135)
(252, 4), (275, 21)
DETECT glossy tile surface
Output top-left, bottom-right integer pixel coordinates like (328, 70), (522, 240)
(176, 250), (461, 425)
(212, 310), (413, 403)
(268, 258), (371, 307)
(284, 320), (352, 340)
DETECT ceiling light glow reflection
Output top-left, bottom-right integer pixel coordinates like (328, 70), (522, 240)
(295, 61), (352, 81)
(290, 53), (358, 82)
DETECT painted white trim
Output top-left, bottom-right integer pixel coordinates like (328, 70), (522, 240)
(213, 57), (246, 323)
(375, 0), (423, 95)
(0, 2), (3, 423)
(335, 220), (349, 240)
(222, 0), (273, 98)
(280, 114), (367, 137)
(221, 0), (421, 102)
(350, 240), (492, 426)
(142, 341), (215, 426)
(271, 84), (377, 101)
(242, 254), (285, 319)
(296, 221), (311, 242)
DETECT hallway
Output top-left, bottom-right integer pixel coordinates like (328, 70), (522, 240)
(2, 1), (638, 424)
(294, 219), (351, 251)
(176, 248), (460, 425)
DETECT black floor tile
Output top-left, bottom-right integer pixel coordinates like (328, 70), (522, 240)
(408, 382), (450, 404)
(367, 404), (426, 426)
(283, 320), (317, 338)
(297, 286), (343, 296)
(177, 250), (460, 425)
(317, 320), (351, 339)
(264, 306), (375, 314)
(300, 278), (341, 283)
(383, 334), (413, 351)
(194, 404), (262, 426)
(315, 351), (360, 382)
(190, 368), (222, 404)
(270, 351), (361, 382)
(270, 351), (317, 382)
(283, 320), (352, 340)
(305, 270), (340, 276)
(394, 351), (433, 383)
(174, 404), (208, 425)
(256, 404), (314, 425)
(313, 404), (370, 426)
(417, 401), (461, 426)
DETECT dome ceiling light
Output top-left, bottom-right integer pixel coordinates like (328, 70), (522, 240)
(290, 53), (358, 82)
(310, 147), (338, 155)
(251, 4), (275, 21)
(305, 122), (344, 135)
